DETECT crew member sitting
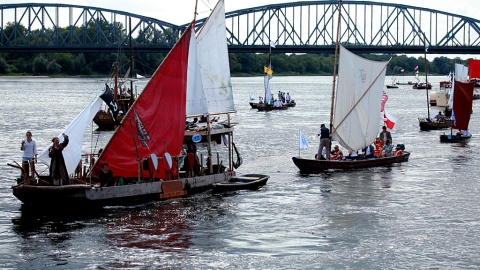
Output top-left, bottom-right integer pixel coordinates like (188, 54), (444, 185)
(435, 111), (445, 121)
(330, 145), (344, 160)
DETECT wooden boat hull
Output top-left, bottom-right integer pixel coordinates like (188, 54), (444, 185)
(419, 118), (451, 131)
(212, 174), (269, 192)
(12, 173), (231, 208)
(251, 101), (295, 109)
(257, 104), (289, 111)
(439, 134), (472, 143)
(292, 152), (410, 173)
(93, 111), (124, 130)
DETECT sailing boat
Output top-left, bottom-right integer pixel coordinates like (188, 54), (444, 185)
(418, 36), (451, 131)
(440, 80), (474, 143)
(291, 1), (409, 173)
(10, 1), (268, 207)
(252, 43), (296, 111)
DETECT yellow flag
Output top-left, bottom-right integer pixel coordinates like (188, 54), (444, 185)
(264, 66), (273, 75)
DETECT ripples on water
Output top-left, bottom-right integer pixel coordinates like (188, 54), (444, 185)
(1, 76), (479, 269)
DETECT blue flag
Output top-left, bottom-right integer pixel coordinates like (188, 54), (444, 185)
(299, 129), (309, 150)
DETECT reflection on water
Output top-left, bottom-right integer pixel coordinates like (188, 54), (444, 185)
(1, 76), (480, 268)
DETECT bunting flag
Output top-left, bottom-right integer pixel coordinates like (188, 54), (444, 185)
(99, 84), (121, 125)
(380, 91), (388, 112)
(264, 66), (273, 75)
(134, 110), (151, 148)
(299, 129), (309, 150)
(414, 66), (419, 71)
(383, 108), (397, 129)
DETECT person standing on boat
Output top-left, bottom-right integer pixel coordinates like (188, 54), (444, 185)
(48, 133), (69, 185)
(378, 126), (392, 146)
(285, 93), (291, 103)
(21, 131), (37, 183)
(317, 124), (331, 160)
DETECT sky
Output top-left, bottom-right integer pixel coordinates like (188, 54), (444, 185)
(2, 0), (479, 59)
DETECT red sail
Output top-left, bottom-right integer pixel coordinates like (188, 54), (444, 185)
(92, 23), (193, 180)
(452, 80), (474, 130)
(468, 59), (480, 79)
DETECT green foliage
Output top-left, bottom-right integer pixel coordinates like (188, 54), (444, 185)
(0, 57), (7, 73)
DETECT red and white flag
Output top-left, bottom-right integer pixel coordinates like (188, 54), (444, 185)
(414, 66), (419, 71)
(381, 91), (388, 112)
(383, 108), (397, 129)
(401, 69), (404, 73)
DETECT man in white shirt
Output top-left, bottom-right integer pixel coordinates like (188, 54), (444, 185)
(21, 131), (37, 183)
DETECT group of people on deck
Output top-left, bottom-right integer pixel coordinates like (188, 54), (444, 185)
(316, 124), (403, 161)
(258, 91), (293, 106)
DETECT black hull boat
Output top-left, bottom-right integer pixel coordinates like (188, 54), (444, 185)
(10, 173), (231, 208)
(439, 133), (472, 143)
(418, 118), (451, 131)
(250, 101), (296, 109)
(386, 84), (398, 89)
(257, 104), (289, 111)
(212, 174), (269, 192)
(292, 152), (410, 173)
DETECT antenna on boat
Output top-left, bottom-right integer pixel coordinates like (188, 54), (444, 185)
(329, 0), (342, 136)
(129, 16), (134, 104)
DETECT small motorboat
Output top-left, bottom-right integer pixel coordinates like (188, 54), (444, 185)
(212, 174), (269, 192)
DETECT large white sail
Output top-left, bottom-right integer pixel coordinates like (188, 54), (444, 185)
(332, 45), (389, 151)
(38, 97), (103, 174)
(186, 30), (208, 116)
(196, 0), (235, 114)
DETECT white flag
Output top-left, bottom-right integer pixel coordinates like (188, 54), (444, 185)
(299, 129), (309, 150)
(270, 40), (276, 48)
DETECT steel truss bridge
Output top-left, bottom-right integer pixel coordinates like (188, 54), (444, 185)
(1, 1), (479, 55)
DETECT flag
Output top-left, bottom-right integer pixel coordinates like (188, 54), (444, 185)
(383, 108), (397, 129)
(380, 91), (388, 112)
(270, 40), (276, 48)
(401, 69), (404, 73)
(264, 66), (273, 75)
(299, 129), (309, 150)
(99, 84), (121, 125)
(425, 45), (429, 53)
(414, 66), (419, 71)
(134, 110), (151, 148)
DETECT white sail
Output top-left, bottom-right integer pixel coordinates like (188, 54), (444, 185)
(186, 29), (208, 116)
(332, 45), (389, 151)
(455, 63), (469, 82)
(196, 0), (235, 114)
(38, 97), (103, 174)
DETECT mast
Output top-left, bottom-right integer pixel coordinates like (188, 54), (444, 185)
(129, 17), (134, 104)
(423, 33), (430, 119)
(329, 0), (343, 136)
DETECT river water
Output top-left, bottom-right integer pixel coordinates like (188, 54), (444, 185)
(0, 76), (479, 269)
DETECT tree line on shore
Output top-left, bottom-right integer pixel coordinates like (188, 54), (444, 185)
(0, 51), (469, 77)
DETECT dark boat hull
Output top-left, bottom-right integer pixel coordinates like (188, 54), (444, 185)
(386, 85), (399, 89)
(439, 134), (472, 143)
(292, 152), (410, 173)
(212, 174), (269, 192)
(419, 118), (451, 131)
(93, 111), (124, 130)
(12, 173), (231, 207)
(257, 104), (289, 111)
(251, 101), (296, 109)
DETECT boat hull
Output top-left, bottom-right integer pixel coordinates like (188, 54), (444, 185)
(419, 118), (451, 131)
(292, 152), (410, 173)
(251, 101), (296, 109)
(439, 134), (472, 143)
(257, 104), (289, 111)
(12, 173), (231, 207)
(212, 174), (269, 192)
(93, 111), (124, 130)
